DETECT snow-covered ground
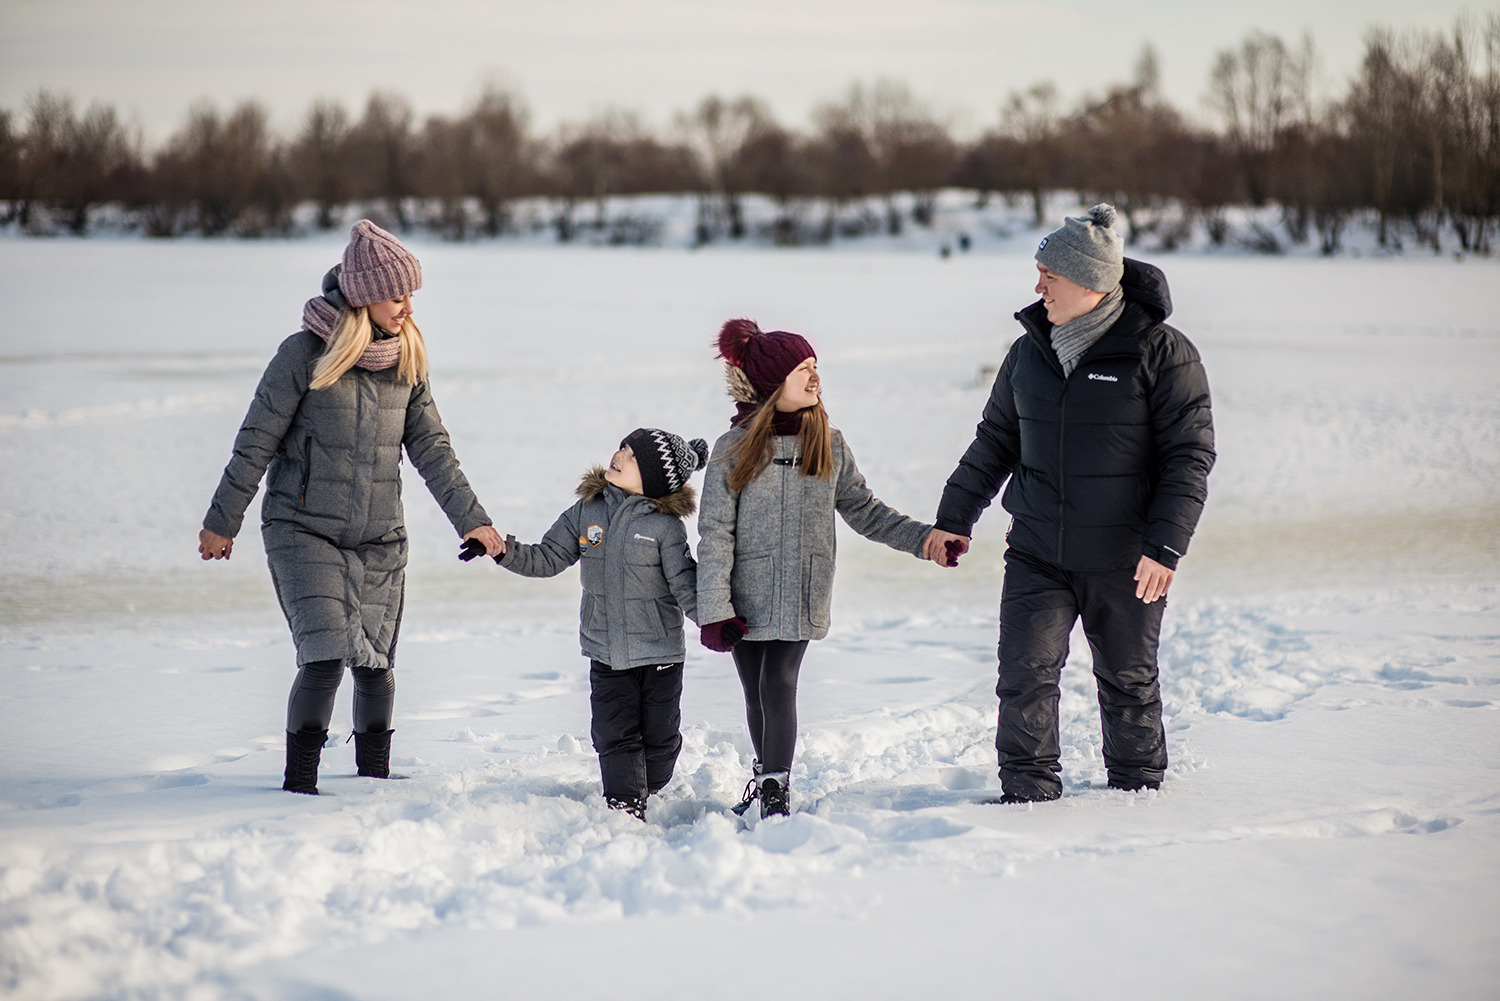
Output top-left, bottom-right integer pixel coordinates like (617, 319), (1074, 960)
(2, 237), (1497, 1000)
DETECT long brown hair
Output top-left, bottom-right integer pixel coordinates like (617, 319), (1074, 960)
(726, 384), (834, 492)
(310, 306), (430, 390)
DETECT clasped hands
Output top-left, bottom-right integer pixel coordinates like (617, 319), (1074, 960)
(457, 526), (506, 561)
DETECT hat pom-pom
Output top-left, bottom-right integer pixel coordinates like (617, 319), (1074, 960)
(688, 438), (709, 470)
(1088, 204), (1118, 229)
(716, 318), (760, 365)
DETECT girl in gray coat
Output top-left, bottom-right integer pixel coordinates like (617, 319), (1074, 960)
(198, 220), (502, 795)
(486, 428), (707, 819)
(696, 320), (938, 818)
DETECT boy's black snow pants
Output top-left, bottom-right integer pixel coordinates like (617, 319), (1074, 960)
(286, 659), (395, 733)
(731, 639), (810, 775)
(589, 660), (684, 806)
(996, 549), (1168, 800)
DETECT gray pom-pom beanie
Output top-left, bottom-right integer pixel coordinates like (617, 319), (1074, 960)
(1034, 204), (1124, 293)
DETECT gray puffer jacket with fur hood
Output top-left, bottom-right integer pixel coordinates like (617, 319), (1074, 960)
(499, 468), (699, 669)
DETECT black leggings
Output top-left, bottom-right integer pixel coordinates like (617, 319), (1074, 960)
(286, 659), (395, 733)
(731, 639), (810, 774)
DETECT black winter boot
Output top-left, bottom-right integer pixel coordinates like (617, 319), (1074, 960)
(759, 774), (789, 818)
(353, 728), (393, 778)
(607, 796), (647, 821)
(283, 728), (327, 794)
(730, 760), (764, 816)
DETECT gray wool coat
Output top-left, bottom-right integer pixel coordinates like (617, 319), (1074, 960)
(696, 427), (932, 641)
(498, 468), (699, 669)
(204, 330), (490, 670)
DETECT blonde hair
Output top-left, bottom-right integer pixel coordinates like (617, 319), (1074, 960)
(726, 386), (834, 493)
(309, 306), (429, 390)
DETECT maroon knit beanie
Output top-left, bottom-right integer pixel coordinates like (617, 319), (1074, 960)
(338, 220), (423, 308)
(716, 319), (817, 399)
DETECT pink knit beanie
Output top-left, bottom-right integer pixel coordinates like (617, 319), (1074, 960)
(338, 220), (422, 307)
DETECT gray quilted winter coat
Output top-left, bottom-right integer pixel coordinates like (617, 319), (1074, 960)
(204, 330), (490, 669)
(696, 427), (932, 642)
(498, 468), (699, 669)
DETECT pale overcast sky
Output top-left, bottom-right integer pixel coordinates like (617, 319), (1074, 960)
(3, 0), (1495, 143)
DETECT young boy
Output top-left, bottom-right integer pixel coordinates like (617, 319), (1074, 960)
(481, 428), (708, 819)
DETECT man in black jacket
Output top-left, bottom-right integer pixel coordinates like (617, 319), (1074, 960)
(925, 204), (1214, 803)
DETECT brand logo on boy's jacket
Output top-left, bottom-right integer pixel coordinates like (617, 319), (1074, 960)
(633, 533), (657, 543)
(1087, 372), (1118, 382)
(579, 525), (604, 550)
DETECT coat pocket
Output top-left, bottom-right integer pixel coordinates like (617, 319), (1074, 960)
(625, 597), (667, 639)
(807, 553), (833, 629)
(730, 552), (774, 628)
(580, 592), (609, 651)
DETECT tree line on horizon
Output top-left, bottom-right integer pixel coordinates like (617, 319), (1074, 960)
(2, 18), (1498, 255)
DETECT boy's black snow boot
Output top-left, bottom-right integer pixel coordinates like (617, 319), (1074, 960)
(283, 728), (327, 795)
(353, 728), (393, 778)
(759, 775), (790, 819)
(607, 796), (647, 821)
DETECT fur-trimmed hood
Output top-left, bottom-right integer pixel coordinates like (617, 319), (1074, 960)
(577, 466), (697, 519)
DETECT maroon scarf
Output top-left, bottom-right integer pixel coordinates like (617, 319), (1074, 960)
(730, 401), (809, 435)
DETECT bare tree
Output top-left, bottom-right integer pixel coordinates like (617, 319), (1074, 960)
(348, 92), (416, 230)
(677, 94), (771, 240)
(15, 91), (73, 230)
(466, 86), (532, 236)
(736, 120), (813, 243)
(290, 100), (351, 230)
(1001, 81), (1062, 226)
(1346, 31), (1428, 247)
(0, 109), (18, 223)
(812, 80), (956, 234)
(1207, 31), (1316, 207)
(1068, 49), (1192, 245)
(161, 100), (277, 235)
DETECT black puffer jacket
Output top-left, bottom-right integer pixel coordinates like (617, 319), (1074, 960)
(935, 258), (1214, 572)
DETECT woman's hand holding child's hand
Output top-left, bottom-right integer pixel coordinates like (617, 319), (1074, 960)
(459, 526), (506, 562)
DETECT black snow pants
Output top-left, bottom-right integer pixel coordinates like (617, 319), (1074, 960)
(286, 658), (395, 733)
(589, 660), (684, 806)
(731, 639), (810, 776)
(997, 549), (1168, 800)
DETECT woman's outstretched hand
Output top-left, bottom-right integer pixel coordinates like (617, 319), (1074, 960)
(463, 525), (505, 558)
(199, 528), (234, 561)
(922, 529), (969, 567)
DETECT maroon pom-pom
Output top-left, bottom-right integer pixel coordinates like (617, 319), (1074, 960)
(716, 318), (760, 365)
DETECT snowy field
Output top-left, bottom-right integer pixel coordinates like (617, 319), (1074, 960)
(2, 235), (1498, 1000)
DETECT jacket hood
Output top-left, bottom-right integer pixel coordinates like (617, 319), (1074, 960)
(1120, 257), (1171, 325)
(1019, 257), (1172, 336)
(577, 466), (697, 519)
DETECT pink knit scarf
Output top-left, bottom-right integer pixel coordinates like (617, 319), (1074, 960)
(301, 295), (402, 372)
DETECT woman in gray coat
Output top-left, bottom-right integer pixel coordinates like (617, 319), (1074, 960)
(198, 220), (502, 794)
(696, 319), (938, 818)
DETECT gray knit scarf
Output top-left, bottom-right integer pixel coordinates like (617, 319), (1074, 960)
(1051, 285), (1125, 377)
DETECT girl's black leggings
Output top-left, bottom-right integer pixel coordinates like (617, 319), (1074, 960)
(286, 659), (395, 733)
(731, 639), (810, 774)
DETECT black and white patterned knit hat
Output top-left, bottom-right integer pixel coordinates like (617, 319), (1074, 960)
(622, 428), (710, 499)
